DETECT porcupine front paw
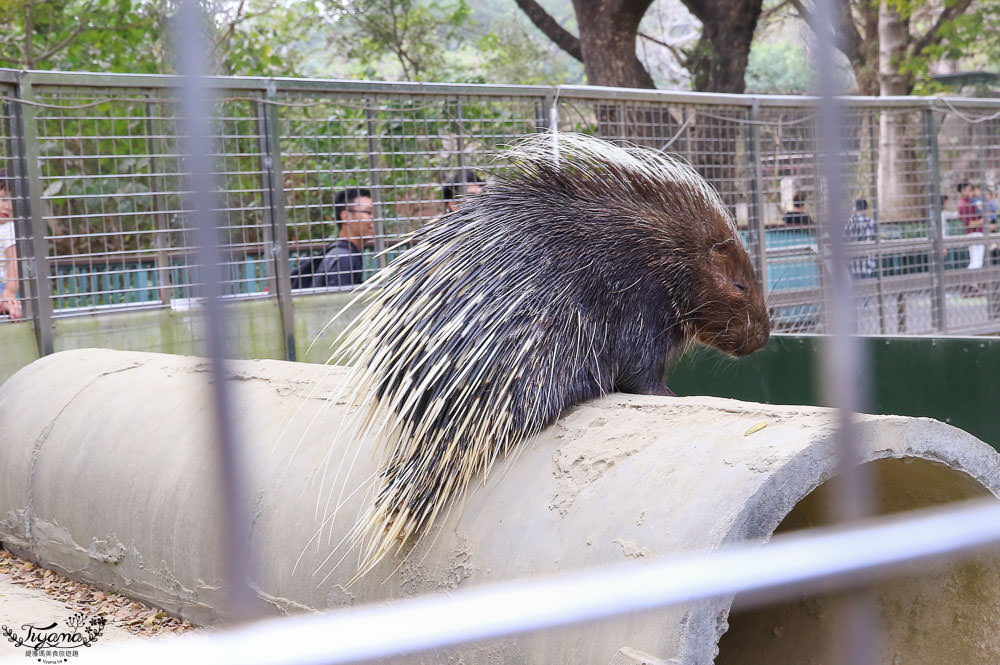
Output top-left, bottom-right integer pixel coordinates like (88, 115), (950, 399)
(616, 375), (676, 397)
(648, 383), (676, 397)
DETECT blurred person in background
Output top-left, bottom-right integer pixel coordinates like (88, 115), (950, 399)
(972, 185), (984, 217)
(443, 170), (483, 213)
(984, 188), (997, 228)
(845, 198), (878, 279)
(783, 192), (812, 226)
(958, 182), (985, 271)
(0, 170), (21, 320)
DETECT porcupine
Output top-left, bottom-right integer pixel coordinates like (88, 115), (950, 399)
(328, 132), (770, 575)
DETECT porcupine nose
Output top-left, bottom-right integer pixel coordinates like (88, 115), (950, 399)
(735, 318), (770, 356)
(754, 324), (770, 351)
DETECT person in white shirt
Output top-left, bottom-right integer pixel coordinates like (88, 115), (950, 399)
(0, 171), (21, 320)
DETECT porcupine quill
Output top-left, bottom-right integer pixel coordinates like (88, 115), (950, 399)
(323, 132), (770, 577)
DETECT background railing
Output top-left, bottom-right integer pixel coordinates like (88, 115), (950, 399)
(2, 70), (999, 357)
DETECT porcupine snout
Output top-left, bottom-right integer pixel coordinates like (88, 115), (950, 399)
(691, 231), (771, 357)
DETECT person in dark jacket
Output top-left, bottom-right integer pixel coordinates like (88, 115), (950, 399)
(292, 188), (373, 288)
(442, 171), (483, 213)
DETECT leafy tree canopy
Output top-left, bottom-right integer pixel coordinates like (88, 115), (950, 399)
(744, 38), (812, 94)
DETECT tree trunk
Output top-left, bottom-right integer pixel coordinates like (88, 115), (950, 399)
(878, 2), (910, 97)
(571, 0), (655, 89)
(682, 0), (762, 93)
(678, 0), (762, 215)
(853, 0), (881, 96)
(877, 1), (921, 222)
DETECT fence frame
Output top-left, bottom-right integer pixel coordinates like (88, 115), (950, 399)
(2, 68), (1000, 358)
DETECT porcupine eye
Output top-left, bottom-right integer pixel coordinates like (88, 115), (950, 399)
(710, 240), (748, 295)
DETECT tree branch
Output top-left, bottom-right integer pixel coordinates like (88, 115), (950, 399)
(34, 0), (99, 64)
(214, 0), (247, 55)
(789, 0), (862, 65)
(909, 0), (974, 58)
(759, 0), (793, 23)
(513, 0), (582, 62)
(788, 0), (815, 32)
(638, 30), (688, 68)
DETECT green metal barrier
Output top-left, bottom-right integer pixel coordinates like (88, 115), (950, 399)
(670, 335), (1000, 451)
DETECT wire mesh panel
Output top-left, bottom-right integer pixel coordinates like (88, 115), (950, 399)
(31, 85), (174, 311)
(276, 90), (543, 290)
(25, 83), (273, 314)
(213, 94), (273, 299)
(6, 68), (1000, 665)
(1, 72), (999, 339)
(749, 105), (823, 333)
(0, 85), (29, 325)
(937, 104), (1000, 333)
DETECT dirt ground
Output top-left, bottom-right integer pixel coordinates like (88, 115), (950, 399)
(0, 547), (197, 638)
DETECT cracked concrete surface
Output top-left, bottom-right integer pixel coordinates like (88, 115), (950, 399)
(2, 349), (1000, 664)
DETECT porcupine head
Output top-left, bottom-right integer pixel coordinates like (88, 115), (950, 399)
(328, 132), (770, 578)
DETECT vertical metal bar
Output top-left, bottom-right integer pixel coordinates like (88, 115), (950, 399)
(17, 73), (54, 354)
(682, 106), (691, 162)
(875, 218), (886, 334)
(807, 121), (830, 332)
(173, 0), (256, 624)
(973, 117), (999, 323)
(746, 101), (768, 287)
(535, 95), (549, 133)
(255, 101), (276, 286)
(815, 0), (873, 525)
(5, 95), (33, 322)
(813, 0), (877, 661)
(145, 98), (173, 305)
(923, 109), (945, 332)
(365, 104), (386, 269)
(259, 84), (296, 362)
(868, 110), (886, 334)
(455, 98), (466, 178)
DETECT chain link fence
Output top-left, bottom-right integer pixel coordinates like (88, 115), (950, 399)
(1, 70), (999, 354)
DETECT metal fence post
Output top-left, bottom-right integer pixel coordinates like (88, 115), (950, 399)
(255, 96), (276, 287)
(923, 109), (946, 333)
(455, 98), (466, 177)
(145, 98), (174, 305)
(259, 82), (296, 362)
(535, 94), (549, 132)
(4, 96), (31, 320)
(16, 73), (54, 354)
(746, 101), (768, 288)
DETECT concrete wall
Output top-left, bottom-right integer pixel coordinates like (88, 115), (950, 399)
(2, 349), (1000, 664)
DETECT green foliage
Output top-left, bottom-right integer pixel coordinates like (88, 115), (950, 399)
(0, 0), (164, 71)
(477, 22), (573, 85)
(0, 0), (317, 76)
(324, 0), (472, 81)
(903, 3), (1000, 94)
(744, 39), (812, 94)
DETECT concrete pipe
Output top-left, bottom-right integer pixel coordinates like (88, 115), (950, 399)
(1, 348), (999, 664)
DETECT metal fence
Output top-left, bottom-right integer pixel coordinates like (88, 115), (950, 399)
(2, 69), (1000, 356)
(3, 52), (1000, 665)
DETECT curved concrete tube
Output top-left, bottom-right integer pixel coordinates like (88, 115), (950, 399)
(2, 349), (1000, 664)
